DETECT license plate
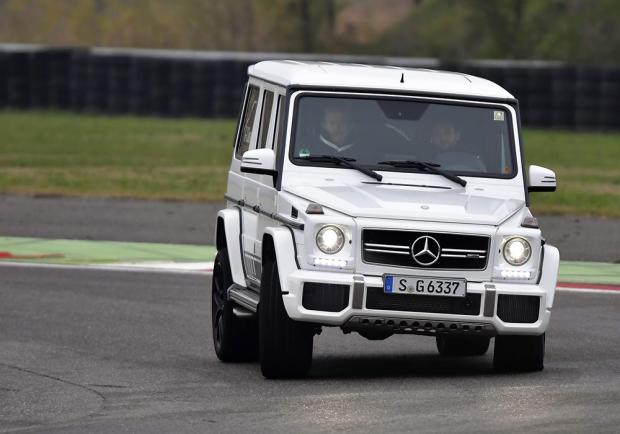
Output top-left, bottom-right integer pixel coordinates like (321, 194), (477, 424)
(383, 275), (467, 297)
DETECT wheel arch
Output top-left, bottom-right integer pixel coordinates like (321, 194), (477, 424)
(261, 232), (276, 263)
(540, 244), (560, 309)
(216, 216), (227, 251)
(216, 208), (245, 286)
(262, 227), (299, 299)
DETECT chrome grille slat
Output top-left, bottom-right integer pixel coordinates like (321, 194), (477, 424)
(364, 248), (411, 255)
(441, 248), (486, 254)
(441, 254), (486, 258)
(364, 243), (410, 250)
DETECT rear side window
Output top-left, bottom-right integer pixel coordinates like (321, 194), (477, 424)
(235, 86), (259, 159)
(258, 91), (274, 149)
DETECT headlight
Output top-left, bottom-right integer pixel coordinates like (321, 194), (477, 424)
(503, 237), (531, 266)
(316, 225), (345, 254)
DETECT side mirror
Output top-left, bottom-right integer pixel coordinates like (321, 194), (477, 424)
(240, 149), (278, 182)
(528, 165), (556, 192)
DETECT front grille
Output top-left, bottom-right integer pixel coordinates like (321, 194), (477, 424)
(365, 287), (481, 315)
(302, 282), (350, 312)
(363, 229), (490, 270)
(497, 295), (540, 323)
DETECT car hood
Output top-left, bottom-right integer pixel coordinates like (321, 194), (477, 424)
(284, 183), (524, 226)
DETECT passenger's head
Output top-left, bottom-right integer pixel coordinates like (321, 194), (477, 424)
(320, 106), (353, 145)
(430, 121), (460, 151)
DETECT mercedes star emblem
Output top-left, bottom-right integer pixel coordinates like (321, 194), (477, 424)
(411, 235), (441, 266)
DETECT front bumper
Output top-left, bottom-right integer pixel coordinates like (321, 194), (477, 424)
(279, 245), (560, 336)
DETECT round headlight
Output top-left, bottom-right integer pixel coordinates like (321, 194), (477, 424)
(316, 225), (345, 254)
(503, 237), (531, 266)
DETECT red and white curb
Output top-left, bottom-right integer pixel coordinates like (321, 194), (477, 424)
(556, 282), (620, 294)
(0, 260), (214, 274)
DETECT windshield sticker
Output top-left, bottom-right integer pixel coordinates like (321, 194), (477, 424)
(298, 148), (310, 157)
(494, 111), (505, 121)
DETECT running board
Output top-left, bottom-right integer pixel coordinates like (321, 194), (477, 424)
(228, 284), (259, 313)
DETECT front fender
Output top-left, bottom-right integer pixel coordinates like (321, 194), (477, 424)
(216, 208), (245, 286)
(263, 227), (298, 296)
(540, 244), (560, 309)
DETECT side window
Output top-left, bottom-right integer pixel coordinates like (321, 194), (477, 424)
(235, 85), (259, 159)
(272, 95), (285, 153)
(258, 91), (274, 149)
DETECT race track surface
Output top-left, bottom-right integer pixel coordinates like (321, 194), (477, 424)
(0, 195), (221, 245)
(1, 267), (619, 433)
(1, 195), (618, 262)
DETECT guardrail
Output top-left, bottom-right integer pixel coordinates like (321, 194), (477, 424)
(1, 44), (618, 129)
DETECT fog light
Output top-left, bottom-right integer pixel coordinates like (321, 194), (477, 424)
(313, 257), (348, 268)
(500, 269), (532, 279)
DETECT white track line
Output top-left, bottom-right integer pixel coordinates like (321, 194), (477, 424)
(113, 261), (213, 272)
(1, 261), (619, 294)
(556, 286), (620, 294)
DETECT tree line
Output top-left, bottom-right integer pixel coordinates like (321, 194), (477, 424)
(0, 0), (618, 64)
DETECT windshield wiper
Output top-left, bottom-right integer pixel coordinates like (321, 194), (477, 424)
(378, 160), (467, 187)
(294, 155), (383, 182)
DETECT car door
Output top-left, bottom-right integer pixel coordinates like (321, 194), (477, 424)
(228, 84), (260, 287)
(242, 83), (285, 286)
(255, 90), (286, 284)
(228, 84), (258, 202)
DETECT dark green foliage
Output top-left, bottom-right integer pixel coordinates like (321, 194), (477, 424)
(0, 1), (618, 64)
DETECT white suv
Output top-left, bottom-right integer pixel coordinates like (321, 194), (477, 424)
(212, 61), (559, 378)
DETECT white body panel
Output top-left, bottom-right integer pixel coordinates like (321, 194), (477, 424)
(248, 61), (514, 100)
(276, 244), (559, 335)
(218, 61), (559, 337)
(284, 182), (524, 225)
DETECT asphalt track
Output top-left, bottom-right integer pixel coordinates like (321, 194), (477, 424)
(1, 195), (619, 262)
(1, 195), (619, 432)
(1, 266), (619, 433)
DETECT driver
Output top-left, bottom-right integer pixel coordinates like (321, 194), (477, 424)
(297, 105), (356, 157)
(429, 120), (461, 152)
(318, 105), (356, 152)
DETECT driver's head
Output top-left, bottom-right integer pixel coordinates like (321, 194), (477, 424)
(430, 121), (461, 151)
(320, 106), (352, 145)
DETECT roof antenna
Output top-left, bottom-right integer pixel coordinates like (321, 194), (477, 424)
(400, 73), (404, 83)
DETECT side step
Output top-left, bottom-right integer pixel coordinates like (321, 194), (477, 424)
(228, 284), (259, 315)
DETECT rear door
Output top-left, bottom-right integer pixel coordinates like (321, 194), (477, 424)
(229, 84), (260, 287)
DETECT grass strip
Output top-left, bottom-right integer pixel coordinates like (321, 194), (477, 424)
(1, 110), (619, 216)
(0, 236), (216, 265)
(558, 261), (620, 286)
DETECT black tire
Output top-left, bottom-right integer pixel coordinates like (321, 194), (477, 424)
(436, 335), (490, 357)
(259, 257), (313, 379)
(211, 248), (258, 362)
(493, 334), (545, 372)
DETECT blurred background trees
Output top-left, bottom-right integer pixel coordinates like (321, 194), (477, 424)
(0, 0), (619, 64)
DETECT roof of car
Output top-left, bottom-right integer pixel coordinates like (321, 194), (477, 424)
(248, 60), (515, 101)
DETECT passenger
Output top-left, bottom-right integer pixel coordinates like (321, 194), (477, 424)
(429, 120), (486, 172)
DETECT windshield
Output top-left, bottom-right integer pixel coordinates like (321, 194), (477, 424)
(290, 94), (516, 178)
